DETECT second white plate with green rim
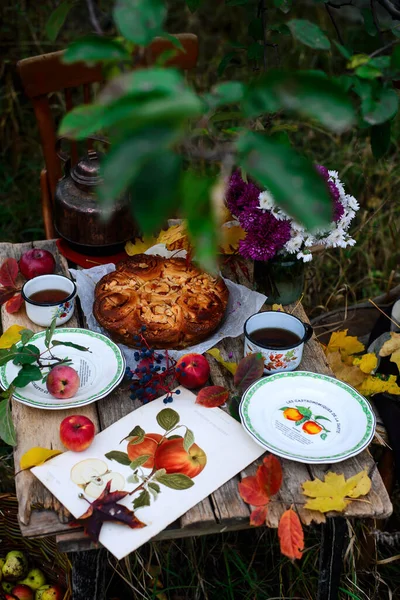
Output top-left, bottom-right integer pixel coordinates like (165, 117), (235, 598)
(239, 371), (375, 464)
(0, 328), (126, 410)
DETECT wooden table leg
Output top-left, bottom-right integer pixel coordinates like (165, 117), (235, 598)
(70, 549), (108, 600)
(317, 517), (347, 600)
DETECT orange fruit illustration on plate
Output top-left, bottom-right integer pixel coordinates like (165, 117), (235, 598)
(302, 421), (323, 435)
(282, 408), (304, 422)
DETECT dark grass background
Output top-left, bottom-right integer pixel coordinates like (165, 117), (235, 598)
(1, 1), (400, 598)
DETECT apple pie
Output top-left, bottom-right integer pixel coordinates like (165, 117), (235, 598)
(93, 254), (229, 349)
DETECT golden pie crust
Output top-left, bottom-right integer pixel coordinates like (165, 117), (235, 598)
(93, 254), (229, 349)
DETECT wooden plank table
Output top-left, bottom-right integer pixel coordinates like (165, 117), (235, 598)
(0, 240), (393, 600)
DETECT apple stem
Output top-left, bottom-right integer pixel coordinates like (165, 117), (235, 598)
(128, 467), (157, 496)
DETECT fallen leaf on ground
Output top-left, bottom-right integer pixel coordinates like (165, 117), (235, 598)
(195, 386), (229, 408)
(353, 353), (378, 374)
(234, 353), (264, 393)
(302, 470), (371, 513)
(278, 509), (304, 560)
(257, 455), (283, 497)
(326, 351), (366, 387)
(238, 475), (269, 506)
(20, 447), (63, 470)
(250, 505), (268, 526)
(206, 348), (238, 375)
(70, 480), (146, 542)
(379, 332), (400, 357)
(5, 293), (23, 314)
(0, 258), (19, 288)
(390, 349), (400, 372)
(0, 324), (25, 348)
(357, 374), (400, 396)
(326, 330), (365, 356)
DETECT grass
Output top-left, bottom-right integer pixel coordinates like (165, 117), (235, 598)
(1, 1), (400, 599)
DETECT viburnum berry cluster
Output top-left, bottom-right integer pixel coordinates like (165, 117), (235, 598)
(124, 326), (182, 404)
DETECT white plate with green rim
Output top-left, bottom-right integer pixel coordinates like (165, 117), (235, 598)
(239, 371), (375, 464)
(0, 329), (126, 410)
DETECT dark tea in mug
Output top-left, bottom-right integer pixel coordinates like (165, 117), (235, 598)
(249, 327), (301, 348)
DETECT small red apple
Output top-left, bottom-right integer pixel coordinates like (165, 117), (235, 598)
(60, 415), (95, 452)
(46, 365), (80, 399)
(11, 585), (34, 600)
(127, 433), (163, 469)
(19, 249), (56, 280)
(154, 437), (207, 478)
(175, 353), (210, 389)
(5, 595), (19, 600)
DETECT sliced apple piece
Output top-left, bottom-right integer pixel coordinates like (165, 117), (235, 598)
(70, 458), (109, 486)
(84, 472), (125, 499)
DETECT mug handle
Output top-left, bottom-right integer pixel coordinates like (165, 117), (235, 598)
(302, 323), (313, 343)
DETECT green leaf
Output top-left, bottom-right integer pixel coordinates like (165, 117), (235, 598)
(105, 450), (131, 465)
(355, 65), (382, 79)
(113, 0), (166, 46)
(371, 121), (391, 159)
(314, 415), (332, 422)
(274, 0), (292, 13)
(242, 71), (355, 133)
(391, 45), (400, 70)
(206, 82), (245, 109)
(288, 19), (330, 50)
(12, 345), (40, 366)
(148, 482), (161, 493)
(12, 365), (42, 388)
(237, 132), (332, 229)
(183, 428), (195, 452)
(181, 171), (218, 274)
(234, 353), (264, 393)
(20, 330), (35, 346)
(130, 152), (182, 236)
(99, 68), (186, 105)
(247, 42), (263, 62)
(63, 35), (131, 64)
(162, 33), (185, 51)
(295, 417), (308, 427)
(333, 40), (352, 59)
(156, 407), (180, 430)
(370, 56), (391, 69)
(156, 473), (195, 490)
(97, 126), (180, 209)
(363, 87), (399, 125)
(127, 473), (140, 484)
(361, 8), (378, 37)
(45, 0), (74, 42)
(0, 394), (16, 446)
(130, 455), (151, 470)
(51, 340), (90, 352)
(248, 18), (263, 41)
(186, 0), (201, 11)
(45, 316), (57, 349)
(296, 406), (312, 419)
(217, 52), (238, 77)
(133, 489), (151, 509)
(121, 425), (146, 444)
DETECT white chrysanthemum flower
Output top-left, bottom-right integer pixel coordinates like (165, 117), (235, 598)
(258, 190), (276, 211)
(346, 195), (359, 211)
(297, 251), (313, 262)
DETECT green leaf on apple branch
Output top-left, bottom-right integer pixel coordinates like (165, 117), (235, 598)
(121, 425), (146, 444)
(156, 473), (195, 490)
(12, 345), (41, 366)
(237, 132), (332, 230)
(133, 489), (151, 509)
(156, 408), (180, 430)
(183, 428), (195, 453)
(20, 329), (35, 345)
(0, 392), (17, 446)
(129, 455), (152, 471)
(148, 482), (161, 493)
(63, 35), (131, 64)
(45, 316), (58, 349)
(105, 451), (131, 465)
(52, 340), (91, 352)
(0, 349), (24, 367)
(113, 0), (166, 46)
(12, 365), (42, 388)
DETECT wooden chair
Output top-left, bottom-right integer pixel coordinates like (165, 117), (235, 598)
(17, 34), (199, 239)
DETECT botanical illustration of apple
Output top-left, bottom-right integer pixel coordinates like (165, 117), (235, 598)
(127, 433), (163, 469)
(60, 415), (95, 452)
(11, 584), (34, 600)
(70, 458), (125, 498)
(19, 249), (55, 280)
(154, 438), (207, 478)
(46, 365), (80, 399)
(175, 353), (210, 389)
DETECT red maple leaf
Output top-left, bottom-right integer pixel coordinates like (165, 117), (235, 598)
(0, 258), (19, 288)
(69, 481), (146, 542)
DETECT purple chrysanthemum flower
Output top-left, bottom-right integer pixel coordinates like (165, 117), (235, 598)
(237, 209), (291, 261)
(315, 165), (344, 222)
(226, 170), (260, 217)
(315, 164), (329, 179)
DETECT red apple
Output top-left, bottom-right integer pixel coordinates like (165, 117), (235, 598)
(60, 415), (95, 452)
(175, 353), (210, 389)
(11, 585), (34, 600)
(19, 249), (55, 280)
(127, 433), (163, 469)
(46, 365), (80, 399)
(154, 438), (207, 478)
(5, 595), (19, 600)
(35, 585), (64, 600)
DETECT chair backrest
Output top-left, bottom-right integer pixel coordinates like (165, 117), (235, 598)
(17, 34), (199, 204)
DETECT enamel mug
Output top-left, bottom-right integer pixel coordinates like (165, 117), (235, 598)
(244, 311), (313, 374)
(22, 274), (76, 327)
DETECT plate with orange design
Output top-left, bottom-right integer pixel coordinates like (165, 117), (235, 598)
(239, 371), (375, 464)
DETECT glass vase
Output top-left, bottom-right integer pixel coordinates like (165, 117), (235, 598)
(254, 256), (305, 306)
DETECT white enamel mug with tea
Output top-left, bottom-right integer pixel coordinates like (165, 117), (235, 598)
(244, 312), (313, 374)
(22, 274), (76, 327)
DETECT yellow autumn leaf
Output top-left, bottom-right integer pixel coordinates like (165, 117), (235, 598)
(0, 325), (25, 349)
(207, 348), (238, 375)
(272, 304), (285, 312)
(125, 235), (159, 256)
(326, 351), (367, 388)
(302, 470), (371, 513)
(379, 332), (400, 357)
(326, 330), (365, 356)
(357, 374), (400, 396)
(20, 447), (63, 470)
(218, 221), (246, 254)
(353, 353), (378, 374)
(390, 349), (400, 373)
(157, 223), (190, 251)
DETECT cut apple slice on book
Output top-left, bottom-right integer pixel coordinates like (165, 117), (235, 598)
(85, 472), (125, 498)
(70, 458), (125, 498)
